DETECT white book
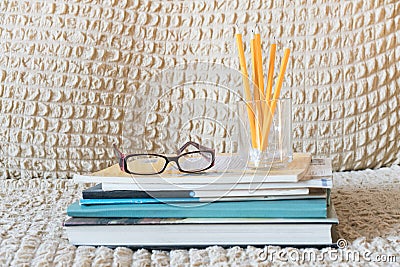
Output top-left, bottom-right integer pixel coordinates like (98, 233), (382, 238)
(97, 187), (309, 198)
(64, 204), (338, 247)
(187, 188), (309, 198)
(65, 223), (334, 246)
(305, 157), (333, 177)
(101, 176), (332, 191)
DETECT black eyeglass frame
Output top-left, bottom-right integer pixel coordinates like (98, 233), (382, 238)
(113, 141), (215, 175)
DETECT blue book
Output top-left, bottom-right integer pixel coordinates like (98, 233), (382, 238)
(67, 199), (327, 218)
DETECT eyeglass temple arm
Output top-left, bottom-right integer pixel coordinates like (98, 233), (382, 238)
(113, 144), (126, 171)
(177, 141), (214, 154)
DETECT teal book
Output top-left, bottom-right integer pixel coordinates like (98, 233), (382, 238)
(67, 199), (327, 218)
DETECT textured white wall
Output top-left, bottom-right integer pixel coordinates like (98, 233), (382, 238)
(0, 0), (399, 178)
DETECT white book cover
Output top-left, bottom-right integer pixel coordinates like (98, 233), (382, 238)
(64, 204), (338, 246)
(100, 176), (332, 191)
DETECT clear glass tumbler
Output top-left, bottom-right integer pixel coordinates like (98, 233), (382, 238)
(237, 98), (293, 169)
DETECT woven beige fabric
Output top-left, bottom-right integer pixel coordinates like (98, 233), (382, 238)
(0, 166), (399, 266)
(0, 0), (399, 178)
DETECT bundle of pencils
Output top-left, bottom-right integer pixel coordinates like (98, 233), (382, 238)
(235, 33), (290, 151)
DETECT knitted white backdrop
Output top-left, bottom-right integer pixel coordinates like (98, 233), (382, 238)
(0, 0), (399, 179)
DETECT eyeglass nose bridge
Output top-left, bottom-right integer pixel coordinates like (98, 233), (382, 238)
(163, 156), (182, 171)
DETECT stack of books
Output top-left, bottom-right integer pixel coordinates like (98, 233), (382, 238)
(65, 153), (338, 247)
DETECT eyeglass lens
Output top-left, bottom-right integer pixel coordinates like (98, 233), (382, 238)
(126, 151), (213, 174)
(177, 151), (213, 172)
(126, 155), (167, 175)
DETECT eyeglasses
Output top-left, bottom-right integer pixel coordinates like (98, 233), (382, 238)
(113, 141), (215, 175)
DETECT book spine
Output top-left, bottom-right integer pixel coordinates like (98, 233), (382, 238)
(326, 188), (331, 206)
(80, 198), (201, 205)
(68, 207), (327, 218)
(67, 200), (327, 218)
(83, 190), (195, 199)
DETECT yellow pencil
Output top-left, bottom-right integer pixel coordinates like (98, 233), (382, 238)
(273, 47), (291, 100)
(261, 47), (291, 150)
(255, 33), (265, 99)
(251, 38), (262, 148)
(255, 33), (267, 147)
(235, 34), (258, 149)
(265, 43), (276, 100)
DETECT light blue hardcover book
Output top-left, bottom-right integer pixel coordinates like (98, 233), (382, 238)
(67, 199), (327, 218)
